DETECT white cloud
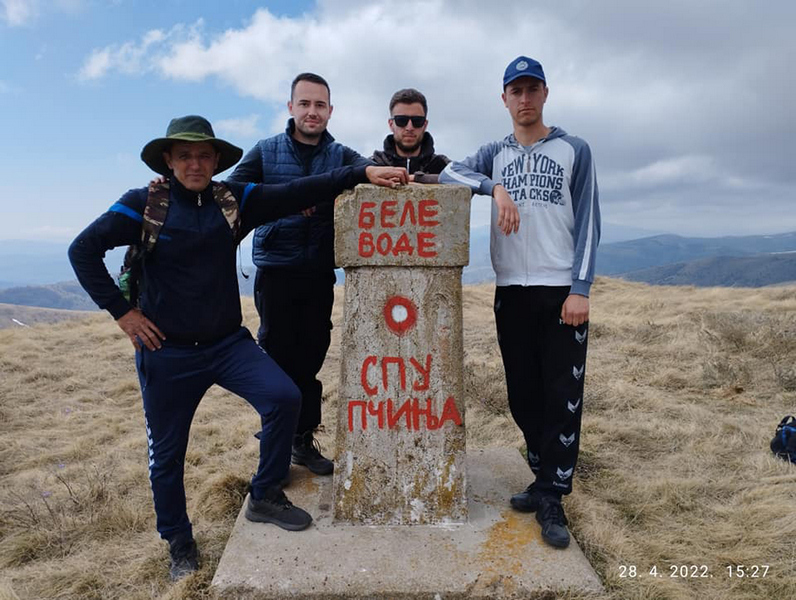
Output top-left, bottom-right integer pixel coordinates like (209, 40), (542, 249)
(1, 0), (84, 26)
(214, 115), (262, 140)
(78, 27), (169, 81)
(1, 0), (37, 26)
(74, 0), (796, 236)
(78, 48), (112, 80)
(605, 155), (719, 190)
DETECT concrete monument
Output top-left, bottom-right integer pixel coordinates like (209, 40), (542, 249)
(333, 183), (471, 524)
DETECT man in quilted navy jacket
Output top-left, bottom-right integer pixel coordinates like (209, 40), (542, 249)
(228, 73), (370, 476)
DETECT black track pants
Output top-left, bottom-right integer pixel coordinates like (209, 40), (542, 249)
(494, 285), (589, 496)
(254, 268), (335, 436)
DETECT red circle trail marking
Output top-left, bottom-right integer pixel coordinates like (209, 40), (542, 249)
(383, 295), (418, 335)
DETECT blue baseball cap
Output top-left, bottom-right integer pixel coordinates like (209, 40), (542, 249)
(503, 56), (546, 88)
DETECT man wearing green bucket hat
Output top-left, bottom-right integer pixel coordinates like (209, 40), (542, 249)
(69, 115), (407, 581)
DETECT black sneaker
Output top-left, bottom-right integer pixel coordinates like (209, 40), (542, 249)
(168, 538), (199, 581)
(245, 487), (313, 531)
(292, 431), (334, 475)
(510, 483), (542, 512)
(536, 496), (570, 549)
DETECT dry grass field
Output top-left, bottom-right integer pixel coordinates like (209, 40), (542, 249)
(0, 303), (95, 330)
(1, 278), (795, 600)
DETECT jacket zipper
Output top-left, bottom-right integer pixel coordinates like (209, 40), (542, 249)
(197, 193), (202, 207)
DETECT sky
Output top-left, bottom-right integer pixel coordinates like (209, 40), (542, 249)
(1, 0), (794, 244)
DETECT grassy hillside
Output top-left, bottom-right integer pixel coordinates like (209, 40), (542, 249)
(0, 303), (95, 329)
(1, 279), (795, 600)
(0, 282), (98, 311)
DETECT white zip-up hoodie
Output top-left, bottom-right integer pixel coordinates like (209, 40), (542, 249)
(440, 127), (600, 296)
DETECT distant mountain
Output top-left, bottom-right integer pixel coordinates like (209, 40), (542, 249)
(2, 230), (796, 304)
(0, 238), (254, 289)
(599, 222), (668, 244)
(0, 221), (652, 289)
(620, 253), (796, 287)
(463, 225), (493, 284)
(462, 221), (667, 283)
(0, 272), (259, 311)
(0, 281), (98, 310)
(597, 232), (796, 275)
(0, 240), (129, 289)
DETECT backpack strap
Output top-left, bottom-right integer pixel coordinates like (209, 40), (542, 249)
(211, 182), (241, 243)
(142, 181), (171, 252)
(142, 180), (240, 249)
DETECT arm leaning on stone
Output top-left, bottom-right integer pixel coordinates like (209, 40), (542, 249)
(226, 143), (264, 184)
(236, 165), (407, 233)
(343, 145), (375, 168)
(295, 145), (373, 216)
(438, 144), (518, 235)
(410, 171), (439, 184)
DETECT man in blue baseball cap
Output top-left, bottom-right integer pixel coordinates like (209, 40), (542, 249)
(439, 57), (601, 549)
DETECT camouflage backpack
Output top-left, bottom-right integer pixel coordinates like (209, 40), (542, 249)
(118, 180), (241, 306)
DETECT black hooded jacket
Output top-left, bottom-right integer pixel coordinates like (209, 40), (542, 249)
(371, 133), (449, 181)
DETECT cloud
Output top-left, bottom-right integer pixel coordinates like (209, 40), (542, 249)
(1, 0), (84, 26)
(76, 0), (796, 236)
(78, 27), (169, 81)
(1, 0), (37, 26)
(604, 155), (720, 190)
(214, 115), (262, 140)
(78, 48), (112, 80)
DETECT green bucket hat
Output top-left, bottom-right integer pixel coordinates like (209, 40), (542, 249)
(140, 115), (243, 176)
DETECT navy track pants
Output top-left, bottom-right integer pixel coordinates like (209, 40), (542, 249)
(135, 326), (300, 542)
(494, 286), (588, 496)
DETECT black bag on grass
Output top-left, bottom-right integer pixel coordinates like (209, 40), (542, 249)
(770, 415), (796, 464)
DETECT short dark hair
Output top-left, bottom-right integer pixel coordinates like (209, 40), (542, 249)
(389, 88), (427, 115)
(291, 72), (331, 101)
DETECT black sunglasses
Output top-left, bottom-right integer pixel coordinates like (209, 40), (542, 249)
(391, 115), (426, 128)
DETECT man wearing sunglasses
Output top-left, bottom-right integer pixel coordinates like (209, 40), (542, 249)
(227, 73), (371, 478)
(439, 56), (600, 550)
(371, 88), (449, 182)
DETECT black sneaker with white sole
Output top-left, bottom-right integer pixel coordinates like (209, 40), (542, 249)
(245, 486), (312, 531)
(535, 495), (570, 549)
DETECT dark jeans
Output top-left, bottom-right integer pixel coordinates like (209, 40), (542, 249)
(494, 285), (589, 496)
(253, 268), (335, 436)
(135, 327), (300, 542)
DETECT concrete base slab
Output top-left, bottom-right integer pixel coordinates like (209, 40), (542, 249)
(212, 448), (604, 599)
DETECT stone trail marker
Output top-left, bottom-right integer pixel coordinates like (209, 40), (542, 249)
(332, 183), (471, 525)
